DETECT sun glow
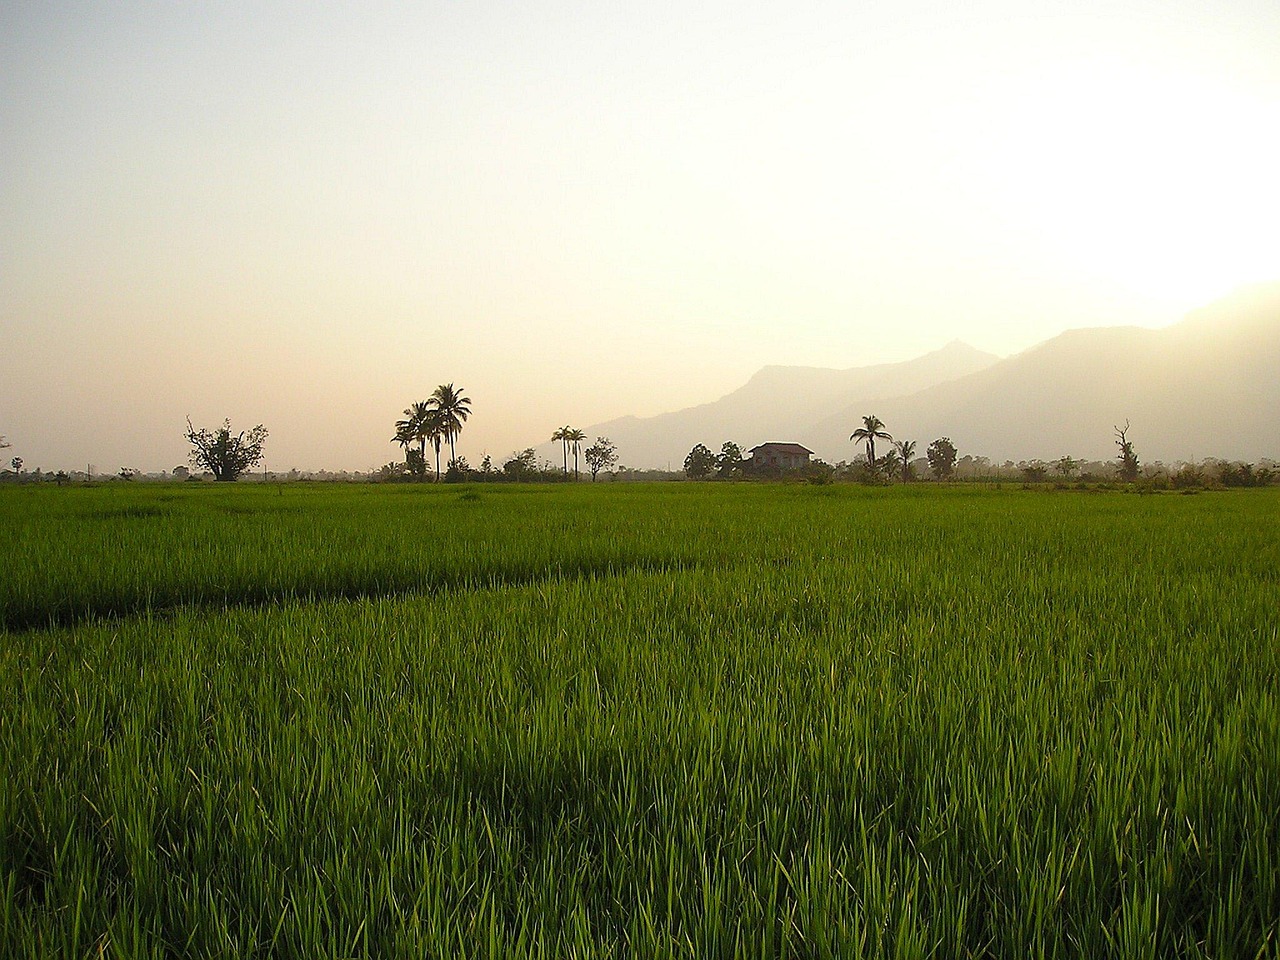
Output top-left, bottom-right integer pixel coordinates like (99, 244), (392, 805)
(952, 58), (1280, 310)
(4, 2), (1279, 470)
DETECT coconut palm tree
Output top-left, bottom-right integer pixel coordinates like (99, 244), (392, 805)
(551, 425), (572, 474)
(566, 428), (586, 480)
(893, 439), (916, 483)
(392, 421), (426, 479)
(423, 409), (446, 480)
(850, 415), (892, 467)
(880, 448), (901, 480)
(391, 421), (416, 462)
(430, 383), (472, 466)
(401, 401), (434, 461)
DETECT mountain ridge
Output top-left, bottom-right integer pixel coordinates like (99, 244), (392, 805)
(558, 340), (1000, 469)
(551, 284), (1280, 468)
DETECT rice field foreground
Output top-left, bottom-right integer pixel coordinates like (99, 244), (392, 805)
(2, 483), (1278, 959)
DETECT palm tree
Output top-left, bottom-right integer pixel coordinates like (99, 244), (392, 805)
(430, 383), (472, 466)
(893, 439), (916, 483)
(566, 428), (586, 480)
(881, 448), (901, 479)
(423, 409), (446, 481)
(391, 421), (416, 461)
(850, 415), (892, 467)
(401, 401), (434, 462)
(551, 425), (572, 474)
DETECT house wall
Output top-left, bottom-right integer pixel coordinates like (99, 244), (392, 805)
(753, 451), (810, 470)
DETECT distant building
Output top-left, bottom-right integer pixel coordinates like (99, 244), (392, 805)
(747, 442), (814, 472)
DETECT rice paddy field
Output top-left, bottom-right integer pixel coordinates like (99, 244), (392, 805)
(2, 481), (1278, 958)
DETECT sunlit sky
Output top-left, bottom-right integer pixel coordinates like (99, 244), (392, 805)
(3, 0), (1278, 471)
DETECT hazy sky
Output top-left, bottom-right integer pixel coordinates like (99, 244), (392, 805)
(3, 0), (1278, 472)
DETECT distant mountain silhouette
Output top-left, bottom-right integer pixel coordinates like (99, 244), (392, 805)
(554, 341), (1000, 469)
(802, 282), (1280, 463)
(558, 284), (1280, 469)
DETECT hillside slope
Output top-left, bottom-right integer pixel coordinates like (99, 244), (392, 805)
(566, 341), (999, 469)
(804, 283), (1280, 463)
(550, 284), (1279, 469)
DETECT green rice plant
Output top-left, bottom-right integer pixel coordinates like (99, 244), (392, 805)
(1, 484), (1277, 957)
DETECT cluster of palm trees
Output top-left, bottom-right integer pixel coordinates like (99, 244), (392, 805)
(393, 384), (472, 480)
(850, 414), (916, 482)
(551, 425), (586, 479)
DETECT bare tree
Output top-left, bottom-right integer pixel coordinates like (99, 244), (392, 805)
(1114, 421), (1139, 482)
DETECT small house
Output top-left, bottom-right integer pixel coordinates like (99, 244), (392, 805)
(747, 442), (814, 472)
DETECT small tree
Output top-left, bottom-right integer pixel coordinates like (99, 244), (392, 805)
(185, 417), (268, 482)
(445, 457), (470, 482)
(392, 420), (417, 475)
(893, 440), (916, 482)
(684, 443), (717, 479)
(926, 438), (957, 480)
(584, 437), (619, 481)
(376, 461), (406, 482)
(502, 448), (539, 481)
(880, 449), (900, 479)
(717, 441), (745, 480)
(404, 448), (428, 481)
(1054, 456), (1079, 479)
(10, 457), (22, 474)
(1115, 421), (1139, 482)
(1020, 461), (1049, 482)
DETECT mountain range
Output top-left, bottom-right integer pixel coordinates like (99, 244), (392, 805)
(552, 284), (1280, 468)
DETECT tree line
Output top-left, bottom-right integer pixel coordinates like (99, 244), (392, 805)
(676, 415), (1269, 488)
(4, 404), (1277, 487)
(681, 418), (961, 483)
(384, 404), (621, 484)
